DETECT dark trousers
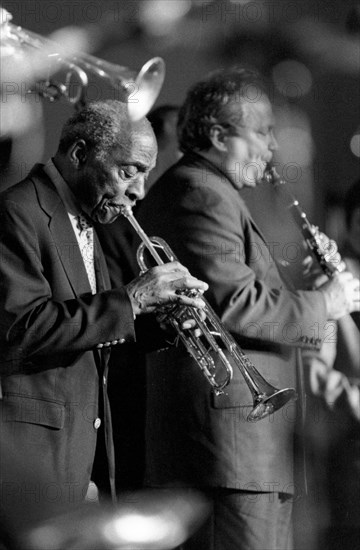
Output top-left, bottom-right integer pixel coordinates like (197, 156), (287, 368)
(181, 490), (293, 550)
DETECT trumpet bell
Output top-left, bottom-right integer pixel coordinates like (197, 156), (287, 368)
(74, 54), (166, 120)
(128, 57), (166, 121)
(120, 205), (298, 422)
(249, 387), (297, 422)
(0, 9), (166, 119)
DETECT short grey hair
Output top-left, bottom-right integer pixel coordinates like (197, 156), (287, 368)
(58, 100), (152, 160)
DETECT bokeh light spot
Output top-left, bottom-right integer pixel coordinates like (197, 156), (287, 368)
(272, 60), (313, 99)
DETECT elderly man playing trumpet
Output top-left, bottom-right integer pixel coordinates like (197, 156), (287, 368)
(0, 100), (208, 534)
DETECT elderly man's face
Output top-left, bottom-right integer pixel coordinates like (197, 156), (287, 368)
(222, 97), (277, 188)
(77, 132), (157, 224)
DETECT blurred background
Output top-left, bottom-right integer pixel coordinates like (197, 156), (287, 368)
(0, 2), (359, 548)
(1, 0), (359, 245)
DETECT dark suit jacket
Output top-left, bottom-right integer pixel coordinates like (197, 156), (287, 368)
(0, 165), (136, 523)
(95, 217), (148, 492)
(136, 152), (329, 491)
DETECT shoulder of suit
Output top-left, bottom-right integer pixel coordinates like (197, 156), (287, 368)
(0, 164), (61, 221)
(158, 153), (239, 194)
(0, 164), (47, 200)
(0, 178), (37, 207)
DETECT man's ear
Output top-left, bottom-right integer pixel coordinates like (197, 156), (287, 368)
(69, 140), (88, 168)
(209, 125), (228, 152)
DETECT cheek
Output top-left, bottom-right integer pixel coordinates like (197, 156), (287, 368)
(227, 141), (247, 163)
(92, 175), (116, 201)
(76, 174), (97, 206)
(247, 137), (266, 158)
(85, 183), (103, 208)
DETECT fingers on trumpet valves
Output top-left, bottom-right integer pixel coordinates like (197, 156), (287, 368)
(182, 319), (201, 333)
(164, 300), (205, 333)
(156, 305), (202, 334)
(172, 276), (208, 307)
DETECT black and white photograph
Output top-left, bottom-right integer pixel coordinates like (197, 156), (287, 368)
(0, 1), (359, 549)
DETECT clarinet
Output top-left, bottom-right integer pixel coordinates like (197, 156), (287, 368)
(265, 168), (360, 390)
(264, 166), (347, 278)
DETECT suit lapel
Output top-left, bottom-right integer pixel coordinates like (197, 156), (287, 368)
(31, 165), (92, 296)
(50, 210), (92, 296)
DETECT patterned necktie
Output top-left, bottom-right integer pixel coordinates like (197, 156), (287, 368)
(77, 212), (92, 232)
(77, 213), (97, 294)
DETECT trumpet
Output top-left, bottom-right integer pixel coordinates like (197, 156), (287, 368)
(0, 9), (165, 120)
(120, 206), (297, 422)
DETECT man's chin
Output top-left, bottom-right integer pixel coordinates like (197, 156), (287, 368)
(93, 203), (125, 224)
(242, 175), (259, 188)
(242, 165), (265, 187)
(99, 215), (120, 225)
(93, 210), (120, 225)
(243, 181), (258, 188)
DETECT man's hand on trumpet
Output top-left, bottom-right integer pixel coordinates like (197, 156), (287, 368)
(126, 261), (208, 319)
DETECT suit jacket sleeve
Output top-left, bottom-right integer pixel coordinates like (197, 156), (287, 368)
(0, 197), (136, 375)
(187, 183), (327, 348)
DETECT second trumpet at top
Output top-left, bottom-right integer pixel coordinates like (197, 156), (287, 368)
(1, 8), (166, 120)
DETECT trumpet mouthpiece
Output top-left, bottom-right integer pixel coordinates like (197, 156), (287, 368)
(119, 205), (133, 217)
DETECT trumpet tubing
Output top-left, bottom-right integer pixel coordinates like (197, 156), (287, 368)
(1, 9), (165, 120)
(120, 205), (297, 422)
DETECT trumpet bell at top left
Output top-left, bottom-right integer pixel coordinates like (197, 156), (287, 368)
(0, 8), (166, 120)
